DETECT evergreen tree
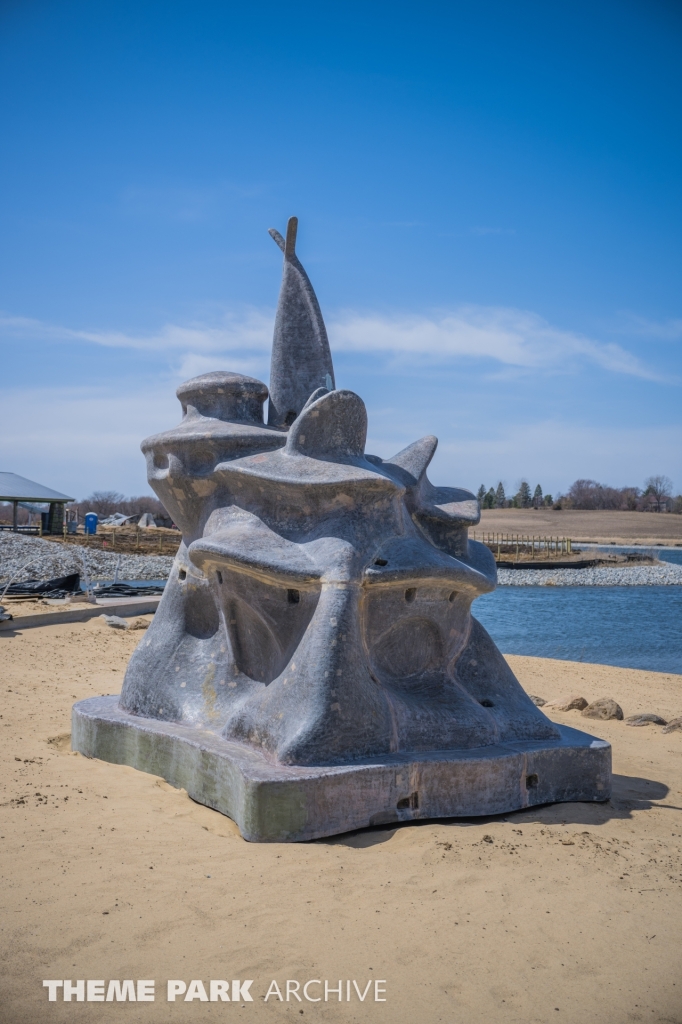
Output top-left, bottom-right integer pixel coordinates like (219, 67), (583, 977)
(517, 481), (532, 508)
(533, 484), (543, 508)
(495, 481), (506, 508)
(483, 488), (496, 509)
(477, 485), (486, 503)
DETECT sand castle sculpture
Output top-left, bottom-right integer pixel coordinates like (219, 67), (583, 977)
(73, 218), (611, 841)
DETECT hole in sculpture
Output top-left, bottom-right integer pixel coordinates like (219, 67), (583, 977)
(216, 571), (223, 585)
(526, 774), (539, 789)
(480, 699), (494, 707)
(287, 589), (300, 604)
(397, 792), (419, 810)
(284, 410), (297, 427)
(178, 569), (187, 581)
(184, 584), (219, 640)
(448, 591), (456, 602)
(405, 588), (416, 603)
(374, 558), (388, 566)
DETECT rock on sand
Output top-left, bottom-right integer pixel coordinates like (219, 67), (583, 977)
(581, 697), (624, 721)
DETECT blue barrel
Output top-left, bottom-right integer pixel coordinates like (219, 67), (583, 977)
(84, 513), (98, 535)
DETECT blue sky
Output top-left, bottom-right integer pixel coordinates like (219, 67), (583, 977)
(1, 0), (681, 500)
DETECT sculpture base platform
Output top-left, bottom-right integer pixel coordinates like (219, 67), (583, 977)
(72, 696), (611, 843)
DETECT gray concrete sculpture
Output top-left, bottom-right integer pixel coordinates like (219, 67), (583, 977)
(73, 219), (611, 841)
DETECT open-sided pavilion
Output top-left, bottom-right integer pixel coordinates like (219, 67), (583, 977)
(0, 472), (75, 534)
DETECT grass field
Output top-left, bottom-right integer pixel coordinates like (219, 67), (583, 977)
(478, 509), (682, 545)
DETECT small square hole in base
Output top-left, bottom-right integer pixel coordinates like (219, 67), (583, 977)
(397, 792), (419, 810)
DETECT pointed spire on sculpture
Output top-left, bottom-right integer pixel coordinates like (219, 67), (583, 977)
(267, 217), (336, 428)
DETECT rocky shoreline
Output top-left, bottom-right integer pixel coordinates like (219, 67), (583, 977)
(497, 563), (682, 586)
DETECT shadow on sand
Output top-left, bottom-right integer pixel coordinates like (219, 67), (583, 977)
(320, 773), (675, 847)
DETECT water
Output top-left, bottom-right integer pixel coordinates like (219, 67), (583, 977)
(90, 577), (682, 674)
(580, 543), (682, 566)
(659, 548), (682, 565)
(475, 586), (682, 674)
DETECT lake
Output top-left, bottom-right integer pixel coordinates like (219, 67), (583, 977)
(108, 576), (682, 675)
(475, 585), (682, 674)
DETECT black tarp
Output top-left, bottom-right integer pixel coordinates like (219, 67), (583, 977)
(91, 582), (165, 597)
(3, 572), (81, 597)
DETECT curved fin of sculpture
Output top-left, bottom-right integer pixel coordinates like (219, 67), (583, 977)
(267, 216), (335, 429)
(285, 389), (367, 461)
(384, 435), (438, 485)
(300, 386), (330, 412)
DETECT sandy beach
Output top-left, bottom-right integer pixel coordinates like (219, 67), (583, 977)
(1, 618), (681, 1024)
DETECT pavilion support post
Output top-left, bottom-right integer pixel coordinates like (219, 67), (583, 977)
(12, 501), (18, 532)
(45, 502), (64, 536)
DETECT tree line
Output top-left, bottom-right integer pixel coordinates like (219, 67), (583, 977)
(5, 475), (679, 529)
(80, 477), (682, 519)
(476, 475), (681, 513)
(477, 482), (552, 510)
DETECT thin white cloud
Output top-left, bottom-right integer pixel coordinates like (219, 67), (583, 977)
(0, 310), (274, 354)
(329, 307), (663, 380)
(615, 313), (682, 341)
(0, 385), (178, 498)
(0, 305), (666, 381)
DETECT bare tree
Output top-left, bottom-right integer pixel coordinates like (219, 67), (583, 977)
(643, 475), (673, 512)
(81, 491), (126, 517)
(567, 479), (600, 509)
(620, 487), (640, 511)
(567, 479), (640, 511)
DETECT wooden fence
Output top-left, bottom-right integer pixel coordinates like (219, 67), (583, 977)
(471, 532), (573, 560)
(43, 528), (181, 557)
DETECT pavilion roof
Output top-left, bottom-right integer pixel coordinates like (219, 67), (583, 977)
(0, 472), (75, 503)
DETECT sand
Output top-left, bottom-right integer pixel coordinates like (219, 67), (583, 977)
(1, 618), (681, 1024)
(478, 508), (682, 546)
